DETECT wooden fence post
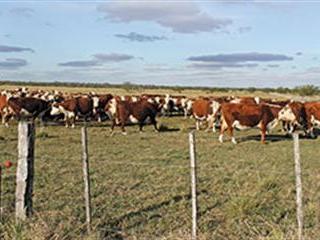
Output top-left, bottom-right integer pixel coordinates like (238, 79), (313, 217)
(293, 133), (304, 240)
(189, 131), (198, 240)
(15, 121), (35, 221)
(81, 126), (92, 234)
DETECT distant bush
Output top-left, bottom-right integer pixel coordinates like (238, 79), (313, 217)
(275, 87), (290, 94)
(247, 87), (256, 93)
(293, 85), (319, 96)
(0, 80), (319, 96)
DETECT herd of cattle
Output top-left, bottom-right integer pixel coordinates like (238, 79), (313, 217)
(1, 87), (320, 144)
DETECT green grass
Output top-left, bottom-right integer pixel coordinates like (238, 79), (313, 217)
(0, 117), (320, 239)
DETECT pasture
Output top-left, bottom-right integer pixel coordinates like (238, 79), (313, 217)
(0, 85), (320, 239)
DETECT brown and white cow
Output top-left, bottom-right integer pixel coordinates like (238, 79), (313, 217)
(219, 103), (279, 144)
(50, 96), (93, 128)
(192, 98), (221, 132)
(3, 97), (50, 124)
(105, 98), (160, 135)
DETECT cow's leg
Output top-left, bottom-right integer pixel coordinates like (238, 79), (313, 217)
(139, 121), (144, 133)
(228, 127), (237, 144)
(306, 119), (315, 138)
(219, 118), (228, 143)
(120, 120), (127, 135)
(309, 127), (315, 138)
(206, 116), (216, 133)
(2, 112), (9, 128)
(71, 116), (75, 128)
(184, 109), (188, 119)
(196, 120), (200, 130)
(150, 116), (159, 132)
(38, 111), (47, 129)
(260, 126), (267, 144)
(281, 121), (288, 132)
(110, 118), (116, 136)
(65, 117), (69, 128)
(288, 123), (295, 134)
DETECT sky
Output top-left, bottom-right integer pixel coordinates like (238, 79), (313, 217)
(1, 0), (320, 88)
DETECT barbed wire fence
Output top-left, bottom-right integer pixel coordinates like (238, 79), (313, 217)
(0, 122), (318, 239)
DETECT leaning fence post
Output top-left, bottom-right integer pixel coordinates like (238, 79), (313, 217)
(81, 126), (92, 234)
(15, 121), (35, 221)
(189, 131), (198, 240)
(293, 133), (304, 240)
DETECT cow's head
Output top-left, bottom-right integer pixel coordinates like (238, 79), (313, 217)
(278, 102), (305, 124)
(92, 96), (99, 109)
(50, 102), (62, 116)
(278, 105), (296, 122)
(105, 98), (117, 118)
(92, 96), (100, 115)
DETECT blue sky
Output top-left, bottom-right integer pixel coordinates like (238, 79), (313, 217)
(1, 1), (320, 88)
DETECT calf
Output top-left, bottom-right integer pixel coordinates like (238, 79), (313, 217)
(50, 96), (93, 128)
(106, 99), (159, 135)
(219, 103), (278, 144)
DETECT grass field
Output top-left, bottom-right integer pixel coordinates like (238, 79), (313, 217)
(0, 85), (320, 239)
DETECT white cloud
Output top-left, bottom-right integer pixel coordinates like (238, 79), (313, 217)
(97, 2), (232, 33)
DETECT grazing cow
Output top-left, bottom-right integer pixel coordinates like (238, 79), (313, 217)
(106, 99), (159, 135)
(278, 101), (320, 137)
(192, 98), (221, 132)
(219, 103), (279, 144)
(50, 97), (93, 128)
(3, 97), (50, 124)
(262, 100), (291, 133)
(277, 102), (306, 134)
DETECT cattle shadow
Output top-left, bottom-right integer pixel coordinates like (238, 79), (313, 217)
(158, 125), (180, 132)
(312, 128), (320, 137)
(238, 132), (316, 143)
(98, 190), (208, 239)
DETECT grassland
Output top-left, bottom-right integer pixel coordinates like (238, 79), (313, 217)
(0, 85), (319, 239)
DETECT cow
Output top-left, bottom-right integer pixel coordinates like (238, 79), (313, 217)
(3, 97), (50, 125)
(277, 101), (306, 134)
(105, 98), (160, 135)
(278, 101), (320, 138)
(219, 103), (279, 144)
(50, 96), (93, 128)
(192, 98), (221, 132)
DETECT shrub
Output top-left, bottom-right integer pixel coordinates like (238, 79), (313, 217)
(293, 85), (319, 96)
